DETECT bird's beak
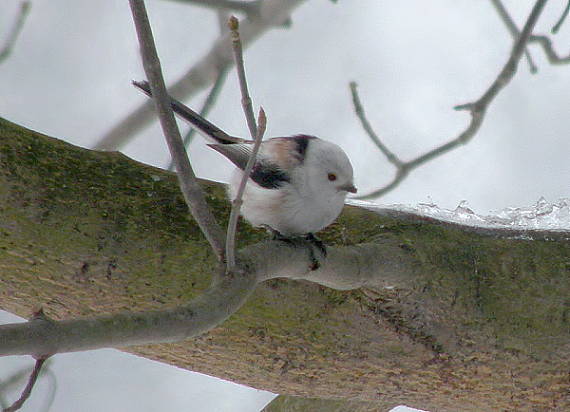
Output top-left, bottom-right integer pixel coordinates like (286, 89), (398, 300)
(339, 183), (357, 194)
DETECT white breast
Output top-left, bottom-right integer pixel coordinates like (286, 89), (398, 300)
(228, 169), (346, 236)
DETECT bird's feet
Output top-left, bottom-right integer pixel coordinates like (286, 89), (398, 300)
(266, 228), (326, 271)
(304, 233), (327, 258)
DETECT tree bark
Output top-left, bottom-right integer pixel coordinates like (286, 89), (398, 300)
(0, 118), (568, 411)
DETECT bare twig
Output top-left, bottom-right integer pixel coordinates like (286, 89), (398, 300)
(164, 0), (261, 15)
(0, 310), (56, 412)
(349, 82), (403, 168)
(128, 0), (226, 259)
(355, 0), (550, 200)
(3, 357), (48, 412)
(456, 0), (549, 111)
(167, 67), (230, 171)
(528, 34), (570, 63)
(490, 0), (570, 66)
(0, 1), (31, 65)
(226, 109), (266, 272)
(490, 0), (537, 73)
(167, 11), (231, 172)
(225, 15), (264, 272)
(229, 16), (258, 138)
(94, 0), (306, 151)
(552, 0), (570, 33)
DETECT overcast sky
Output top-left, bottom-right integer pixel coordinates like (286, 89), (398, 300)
(0, 0), (568, 411)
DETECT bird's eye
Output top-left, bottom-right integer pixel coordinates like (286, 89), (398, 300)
(327, 173), (337, 181)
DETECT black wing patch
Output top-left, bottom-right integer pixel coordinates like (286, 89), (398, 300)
(250, 161), (290, 189)
(209, 143), (290, 189)
(291, 134), (316, 164)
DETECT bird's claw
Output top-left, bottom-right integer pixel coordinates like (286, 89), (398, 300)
(267, 229), (326, 271)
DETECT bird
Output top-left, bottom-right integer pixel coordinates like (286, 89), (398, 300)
(133, 80), (356, 242)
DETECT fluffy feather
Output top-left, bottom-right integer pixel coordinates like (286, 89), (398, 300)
(133, 80), (356, 236)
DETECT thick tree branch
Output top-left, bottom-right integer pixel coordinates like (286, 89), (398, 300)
(0, 267), (258, 356)
(1, 118), (569, 410)
(129, 0), (226, 259)
(0, 235), (418, 357)
(94, 0), (306, 151)
(355, 0), (550, 200)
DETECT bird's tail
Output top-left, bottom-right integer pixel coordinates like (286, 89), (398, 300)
(132, 80), (243, 144)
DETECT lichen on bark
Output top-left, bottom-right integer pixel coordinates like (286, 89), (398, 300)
(1, 117), (569, 411)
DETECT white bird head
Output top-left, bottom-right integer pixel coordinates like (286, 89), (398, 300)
(301, 138), (356, 198)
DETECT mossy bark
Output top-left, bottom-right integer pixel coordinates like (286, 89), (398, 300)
(0, 118), (568, 411)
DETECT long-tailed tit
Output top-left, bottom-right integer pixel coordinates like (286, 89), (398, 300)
(133, 81), (357, 238)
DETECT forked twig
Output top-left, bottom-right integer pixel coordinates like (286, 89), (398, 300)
(0, 1), (31, 65)
(225, 15), (265, 272)
(354, 0), (550, 200)
(552, 0), (570, 33)
(455, 0), (549, 111)
(226, 109), (266, 272)
(490, 0), (537, 73)
(229, 16), (258, 138)
(3, 357), (48, 412)
(528, 33), (570, 64)
(128, 0), (226, 259)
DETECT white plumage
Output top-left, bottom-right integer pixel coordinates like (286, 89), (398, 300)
(134, 81), (356, 237)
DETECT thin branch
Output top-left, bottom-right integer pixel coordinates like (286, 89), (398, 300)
(229, 16), (258, 138)
(128, 0), (226, 259)
(457, 0), (549, 110)
(528, 34), (570, 63)
(94, 0), (306, 151)
(167, 11), (231, 172)
(226, 108), (267, 272)
(0, 1), (31, 65)
(167, 67), (230, 172)
(225, 15), (264, 272)
(489, 0), (537, 73)
(0, 266), (259, 356)
(164, 0), (261, 15)
(3, 357), (48, 412)
(356, 0), (550, 200)
(349, 82), (403, 168)
(552, 0), (570, 33)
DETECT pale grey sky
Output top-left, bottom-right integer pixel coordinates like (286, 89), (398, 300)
(0, 0), (568, 411)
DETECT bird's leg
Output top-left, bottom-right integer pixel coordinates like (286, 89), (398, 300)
(303, 233), (327, 270)
(265, 226), (291, 243)
(264, 227), (324, 271)
(304, 233), (327, 257)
